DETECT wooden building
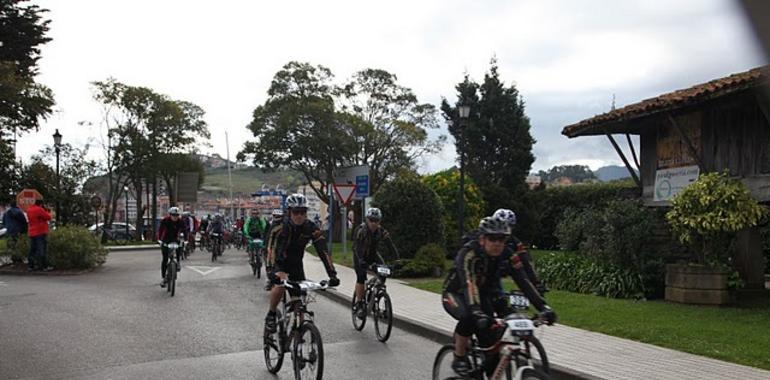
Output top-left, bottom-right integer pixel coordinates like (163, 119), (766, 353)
(561, 65), (770, 289)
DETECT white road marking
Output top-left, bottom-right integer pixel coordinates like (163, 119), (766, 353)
(187, 266), (221, 276)
(0, 281), (7, 286)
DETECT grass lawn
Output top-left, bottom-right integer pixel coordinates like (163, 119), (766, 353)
(407, 276), (770, 370)
(0, 239), (6, 251)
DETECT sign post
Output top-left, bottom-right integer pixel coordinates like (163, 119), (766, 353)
(333, 184), (357, 258)
(16, 188), (43, 212)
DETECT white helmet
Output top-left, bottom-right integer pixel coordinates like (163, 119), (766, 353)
(478, 216), (510, 235)
(366, 207), (382, 221)
(272, 209), (284, 218)
(493, 208), (517, 228)
(286, 193), (308, 209)
(168, 207), (180, 216)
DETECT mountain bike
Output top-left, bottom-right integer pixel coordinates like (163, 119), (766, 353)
(432, 292), (551, 380)
(264, 279), (330, 380)
(351, 264), (394, 342)
(248, 238), (264, 278)
(162, 240), (182, 297)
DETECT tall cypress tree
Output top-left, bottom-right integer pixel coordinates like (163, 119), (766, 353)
(441, 59), (536, 216)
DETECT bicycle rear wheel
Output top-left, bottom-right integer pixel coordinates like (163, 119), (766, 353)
(264, 311), (285, 373)
(293, 321), (324, 380)
(518, 367), (551, 380)
(374, 290), (393, 342)
(351, 290), (366, 331)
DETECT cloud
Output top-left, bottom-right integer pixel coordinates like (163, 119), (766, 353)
(14, 0), (765, 178)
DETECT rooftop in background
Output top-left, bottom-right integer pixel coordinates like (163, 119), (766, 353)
(562, 65), (770, 137)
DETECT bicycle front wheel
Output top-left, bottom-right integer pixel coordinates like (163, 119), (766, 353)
(516, 336), (549, 375)
(432, 344), (466, 380)
(374, 291), (393, 342)
(168, 262), (177, 297)
(351, 290), (366, 331)
(293, 321), (324, 380)
(264, 311), (285, 374)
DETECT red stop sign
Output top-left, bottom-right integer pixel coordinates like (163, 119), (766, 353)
(16, 188), (43, 212)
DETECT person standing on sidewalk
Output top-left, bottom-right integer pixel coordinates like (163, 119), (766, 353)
(2, 201), (28, 260)
(26, 200), (52, 272)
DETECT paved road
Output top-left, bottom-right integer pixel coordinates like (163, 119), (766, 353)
(0, 247), (441, 379)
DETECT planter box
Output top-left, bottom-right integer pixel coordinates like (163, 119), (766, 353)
(665, 264), (730, 305)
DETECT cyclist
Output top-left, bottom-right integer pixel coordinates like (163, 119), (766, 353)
(264, 194), (339, 332)
(263, 209), (285, 291)
(352, 207), (400, 317)
(492, 208), (546, 295)
(207, 213), (226, 255)
(443, 216), (556, 376)
(244, 209), (267, 265)
(157, 207), (186, 287)
(199, 215), (210, 248)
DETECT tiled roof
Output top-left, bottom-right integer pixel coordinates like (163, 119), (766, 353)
(562, 65), (770, 137)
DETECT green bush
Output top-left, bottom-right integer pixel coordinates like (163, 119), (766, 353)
(537, 251), (646, 299)
(422, 169), (486, 257)
(553, 199), (665, 298)
(529, 181), (638, 249)
(397, 243), (448, 278)
(667, 171), (766, 267)
(2, 234), (30, 263)
(373, 175), (445, 259)
(48, 226), (108, 269)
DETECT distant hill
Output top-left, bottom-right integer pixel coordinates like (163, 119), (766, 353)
(595, 165), (638, 182)
(201, 166), (303, 196)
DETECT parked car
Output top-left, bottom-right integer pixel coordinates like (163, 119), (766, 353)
(88, 223), (143, 241)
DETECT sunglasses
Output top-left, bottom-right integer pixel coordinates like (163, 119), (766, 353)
(486, 234), (508, 242)
(290, 209), (308, 215)
(367, 218), (381, 223)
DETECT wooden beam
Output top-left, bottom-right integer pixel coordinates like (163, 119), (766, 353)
(755, 90), (770, 124)
(626, 133), (641, 172)
(667, 113), (707, 173)
(606, 133), (642, 188)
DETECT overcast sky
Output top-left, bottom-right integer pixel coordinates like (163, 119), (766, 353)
(16, 0), (766, 174)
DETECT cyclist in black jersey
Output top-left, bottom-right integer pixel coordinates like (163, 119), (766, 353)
(352, 207), (400, 317)
(264, 194), (339, 332)
(443, 216), (556, 376)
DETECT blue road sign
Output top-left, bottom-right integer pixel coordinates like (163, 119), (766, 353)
(356, 175), (369, 197)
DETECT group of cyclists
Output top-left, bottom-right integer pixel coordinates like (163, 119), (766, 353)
(154, 192), (558, 377)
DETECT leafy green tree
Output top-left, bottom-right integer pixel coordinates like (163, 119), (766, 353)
(441, 59), (535, 214)
(0, 140), (19, 203)
(422, 168), (485, 254)
(91, 79), (209, 235)
(0, 0), (54, 134)
(372, 174), (445, 259)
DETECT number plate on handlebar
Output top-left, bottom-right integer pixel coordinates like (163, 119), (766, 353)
(376, 266), (392, 276)
(166, 243), (180, 250)
(506, 318), (535, 332)
(509, 294), (530, 308)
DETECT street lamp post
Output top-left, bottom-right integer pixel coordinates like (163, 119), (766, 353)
(457, 105), (470, 239)
(52, 129), (62, 225)
(124, 185), (129, 240)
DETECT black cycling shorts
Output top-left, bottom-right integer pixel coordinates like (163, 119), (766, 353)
(353, 252), (377, 284)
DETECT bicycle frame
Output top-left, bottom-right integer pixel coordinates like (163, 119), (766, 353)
(277, 280), (327, 348)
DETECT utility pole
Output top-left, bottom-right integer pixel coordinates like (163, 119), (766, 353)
(225, 131), (234, 221)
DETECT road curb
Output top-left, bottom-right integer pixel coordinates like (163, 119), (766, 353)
(317, 285), (596, 380)
(0, 264), (97, 276)
(105, 245), (159, 252)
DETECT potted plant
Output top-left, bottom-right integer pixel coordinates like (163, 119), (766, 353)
(665, 171), (766, 304)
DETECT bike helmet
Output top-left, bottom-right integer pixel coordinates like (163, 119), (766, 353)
(272, 209), (284, 218)
(493, 208), (517, 228)
(478, 216), (510, 235)
(366, 207), (382, 221)
(286, 193), (308, 209)
(168, 207), (180, 216)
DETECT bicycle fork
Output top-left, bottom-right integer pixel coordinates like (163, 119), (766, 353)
(491, 345), (514, 380)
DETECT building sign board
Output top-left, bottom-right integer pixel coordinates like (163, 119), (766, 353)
(654, 165), (700, 202)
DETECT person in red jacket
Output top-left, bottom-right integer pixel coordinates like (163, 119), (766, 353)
(27, 199), (52, 272)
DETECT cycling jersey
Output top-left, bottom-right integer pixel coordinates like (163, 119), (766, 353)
(352, 223), (399, 284)
(244, 216), (267, 239)
(461, 230), (542, 288)
(272, 219), (336, 282)
(158, 216), (186, 243)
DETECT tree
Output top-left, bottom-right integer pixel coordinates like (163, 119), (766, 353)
(0, 0), (54, 135)
(239, 62), (356, 205)
(537, 165), (596, 184)
(441, 59), (535, 214)
(155, 152), (206, 205)
(422, 168), (485, 255)
(0, 140), (19, 203)
(91, 79), (209, 236)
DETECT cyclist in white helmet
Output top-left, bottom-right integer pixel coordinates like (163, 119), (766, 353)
(351, 207), (400, 317)
(157, 207), (186, 287)
(492, 208), (545, 295)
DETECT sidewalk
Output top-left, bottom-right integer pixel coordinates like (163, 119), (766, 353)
(303, 254), (770, 380)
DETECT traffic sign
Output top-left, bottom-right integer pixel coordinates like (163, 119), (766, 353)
(16, 188), (43, 212)
(90, 195), (102, 209)
(333, 184), (357, 206)
(334, 165), (369, 199)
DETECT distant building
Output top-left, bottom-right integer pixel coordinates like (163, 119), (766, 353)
(525, 175), (542, 189)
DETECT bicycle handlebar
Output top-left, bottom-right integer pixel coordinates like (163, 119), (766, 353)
(279, 279), (329, 291)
